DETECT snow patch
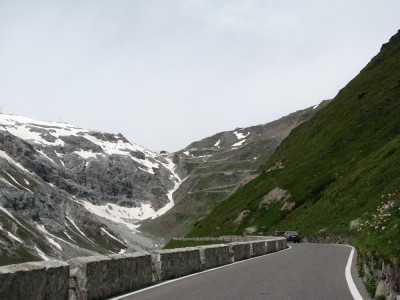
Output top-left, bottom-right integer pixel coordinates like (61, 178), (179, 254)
(80, 200), (147, 230)
(2, 170), (33, 194)
(64, 231), (75, 242)
(34, 246), (49, 261)
(55, 152), (65, 166)
(101, 227), (125, 245)
(7, 232), (23, 243)
(48, 182), (56, 188)
(47, 237), (62, 250)
(153, 157), (188, 218)
(66, 216), (89, 239)
(0, 205), (28, 230)
(0, 177), (17, 188)
(6, 126), (65, 146)
(232, 139), (246, 147)
(37, 149), (57, 165)
(74, 150), (100, 159)
(214, 139), (221, 147)
(82, 134), (158, 174)
(233, 131), (250, 140)
(81, 157), (185, 224)
(36, 224), (50, 235)
(193, 154), (211, 159)
(37, 222), (81, 249)
(0, 113), (159, 174)
(138, 166), (153, 174)
(0, 150), (33, 175)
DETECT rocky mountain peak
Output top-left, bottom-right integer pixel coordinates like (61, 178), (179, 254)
(0, 113), (181, 264)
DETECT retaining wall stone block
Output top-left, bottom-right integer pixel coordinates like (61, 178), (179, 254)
(0, 260), (69, 300)
(68, 255), (111, 300)
(198, 244), (232, 269)
(266, 240), (277, 253)
(276, 238), (286, 251)
(68, 252), (153, 300)
(151, 247), (201, 281)
(230, 242), (251, 262)
(251, 241), (267, 257)
(107, 253), (153, 295)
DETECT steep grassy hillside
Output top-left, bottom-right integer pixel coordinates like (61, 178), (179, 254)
(188, 30), (400, 259)
(140, 104), (328, 239)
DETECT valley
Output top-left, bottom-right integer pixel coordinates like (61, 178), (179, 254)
(0, 27), (399, 300)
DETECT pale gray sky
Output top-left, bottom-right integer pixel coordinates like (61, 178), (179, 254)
(1, 1), (399, 152)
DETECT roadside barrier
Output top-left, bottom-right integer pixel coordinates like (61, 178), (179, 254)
(0, 236), (287, 300)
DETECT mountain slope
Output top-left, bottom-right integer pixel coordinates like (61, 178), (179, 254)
(140, 102), (329, 239)
(188, 30), (400, 246)
(0, 114), (180, 265)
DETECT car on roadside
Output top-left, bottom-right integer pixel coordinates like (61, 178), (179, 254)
(284, 231), (301, 243)
(273, 231), (285, 237)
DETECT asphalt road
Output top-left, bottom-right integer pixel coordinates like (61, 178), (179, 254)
(113, 243), (371, 300)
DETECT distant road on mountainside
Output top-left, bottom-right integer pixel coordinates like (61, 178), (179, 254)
(114, 243), (371, 300)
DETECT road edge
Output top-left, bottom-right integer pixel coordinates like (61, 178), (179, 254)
(110, 245), (292, 299)
(345, 246), (364, 300)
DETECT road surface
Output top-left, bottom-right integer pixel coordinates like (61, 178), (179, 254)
(113, 243), (371, 300)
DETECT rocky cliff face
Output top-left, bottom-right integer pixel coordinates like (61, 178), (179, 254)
(0, 114), (180, 265)
(140, 101), (329, 239)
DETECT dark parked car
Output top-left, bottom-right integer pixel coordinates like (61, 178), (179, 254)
(273, 231), (285, 237)
(284, 231), (301, 243)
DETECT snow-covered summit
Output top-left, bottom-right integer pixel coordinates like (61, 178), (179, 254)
(0, 113), (181, 262)
(0, 113), (159, 173)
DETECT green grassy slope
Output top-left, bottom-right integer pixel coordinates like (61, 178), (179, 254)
(188, 30), (400, 258)
(140, 104), (327, 239)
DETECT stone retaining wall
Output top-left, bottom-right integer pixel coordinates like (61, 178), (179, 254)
(267, 239), (278, 253)
(251, 241), (267, 257)
(277, 239), (286, 251)
(357, 251), (400, 299)
(151, 247), (201, 281)
(174, 235), (274, 242)
(0, 237), (287, 300)
(198, 244), (232, 270)
(68, 252), (152, 300)
(0, 260), (69, 300)
(230, 242), (252, 262)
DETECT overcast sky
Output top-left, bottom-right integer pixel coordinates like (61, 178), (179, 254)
(0, 1), (399, 152)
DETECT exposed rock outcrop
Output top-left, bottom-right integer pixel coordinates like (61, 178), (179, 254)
(0, 114), (180, 264)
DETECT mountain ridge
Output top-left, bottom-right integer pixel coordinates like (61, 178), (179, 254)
(0, 98), (328, 264)
(139, 100), (329, 239)
(187, 29), (400, 251)
(0, 113), (181, 265)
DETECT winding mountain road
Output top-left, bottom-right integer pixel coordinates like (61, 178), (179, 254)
(113, 243), (371, 300)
